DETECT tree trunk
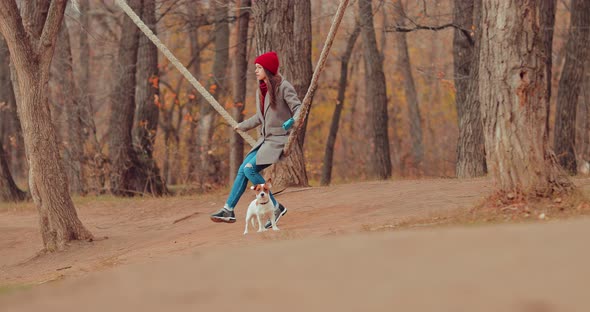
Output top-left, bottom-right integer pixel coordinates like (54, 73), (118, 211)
(0, 0), (93, 251)
(452, 0), (473, 123)
(108, 0), (142, 196)
(321, 25), (360, 186)
(579, 62), (590, 173)
(584, 71), (590, 171)
(359, 0), (391, 179)
(229, 0), (251, 183)
(55, 21), (87, 194)
(393, 0), (424, 172)
(184, 2), (202, 183)
(132, 0), (167, 194)
(109, 0), (163, 196)
(253, 0), (309, 189)
(479, 0), (572, 196)
(78, 0), (105, 193)
(196, 0), (229, 191)
(540, 0), (557, 101)
(0, 38), (26, 181)
(292, 0), (313, 148)
(455, 0), (487, 178)
(554, 0), (590, 174)
(0, 140), (26, 202)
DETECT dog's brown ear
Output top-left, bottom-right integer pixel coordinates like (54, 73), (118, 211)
(265, 178), (272, 189)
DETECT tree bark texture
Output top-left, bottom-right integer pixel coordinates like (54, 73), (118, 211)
(553, 0), (590, 174)
(132, 0), (167, 194)
(393, 0), (424, 171)
(196, 0), (229, 191)
(0, 139), (26, 202)
(292, 0), (313, 147)
(359, 0), (391, 179)
(229, 0), (251, 183)
(0, 0), (93, 250)
(109, 0), (142, 196)
(253, 0), (309, 189)
(321, 25), (360, 186)
(479, 0), (572, 195)
(0, 38), (26, 180)
(454, 0), (487, 178)
(109, 0), (164, 196)
(55, 22), (87, 194)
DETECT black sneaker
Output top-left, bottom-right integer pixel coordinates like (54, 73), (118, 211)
(265, 203), (287, 229)
(210, 208), (236, 223)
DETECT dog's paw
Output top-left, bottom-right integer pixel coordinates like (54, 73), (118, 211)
(272, 227), (280, 231)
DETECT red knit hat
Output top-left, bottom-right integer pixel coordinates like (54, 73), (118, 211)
(254, 51), (279, 75)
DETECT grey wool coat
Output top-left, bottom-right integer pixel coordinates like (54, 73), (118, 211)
(237, 79), (301, 165)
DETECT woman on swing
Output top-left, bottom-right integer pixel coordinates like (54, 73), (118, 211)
(210, 51), (300, 228)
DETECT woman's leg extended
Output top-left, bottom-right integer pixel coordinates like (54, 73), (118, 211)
(242, 157), (277, 207)
(225, 150), (258, 209)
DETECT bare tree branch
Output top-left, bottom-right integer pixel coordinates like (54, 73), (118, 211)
(385, 23), (474, 45)
(0, 0), (36, 65)
(39, 0), (68, 64)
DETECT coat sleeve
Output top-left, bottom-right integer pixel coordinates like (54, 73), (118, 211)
(283, 81), (302, 120)
(237, 114), (261, 131)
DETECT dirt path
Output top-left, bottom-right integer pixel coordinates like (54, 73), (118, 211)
(1, 177), (589, 311)
(1, 178), (491, 285)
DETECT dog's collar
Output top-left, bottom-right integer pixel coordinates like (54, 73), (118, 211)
(257, 200), (270, 205)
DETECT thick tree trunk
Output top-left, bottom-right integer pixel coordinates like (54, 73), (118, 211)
(229, 0), (251, 183)
(196, 0), (229, 191)
(292, 0), (313, 148)
(455, 0), (487, 178)
(321, 25), (360, 186)
(133, 0), (167, 194)
(393, 0), (424, 171)
(479, 0), (572, 196)
(359, 0), (391, 179)
(554, 0), (590, 174)
(0, 38), (26, 180)
(253, 0), (309, 189)
(109, 0), (142, 196)
(109, 0), (163, 196)
(55, 22), (87, 194)
(0, 0), (93, 250)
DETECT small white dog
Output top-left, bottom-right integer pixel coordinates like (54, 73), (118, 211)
(244, 179), (279, 235)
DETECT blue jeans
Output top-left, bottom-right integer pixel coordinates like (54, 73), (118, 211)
(226, 148), (277, 209)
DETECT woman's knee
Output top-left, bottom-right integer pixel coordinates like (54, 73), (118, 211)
(243, 163), (262, 181)
(243, 163), (256, 176)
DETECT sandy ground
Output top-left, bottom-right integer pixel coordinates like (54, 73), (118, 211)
(1, 177), (589, 311)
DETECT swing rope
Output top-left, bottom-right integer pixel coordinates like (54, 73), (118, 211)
(282, 0), (350, 156)
(114, 0), (257, 147)
(114, 0), (350, 154)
